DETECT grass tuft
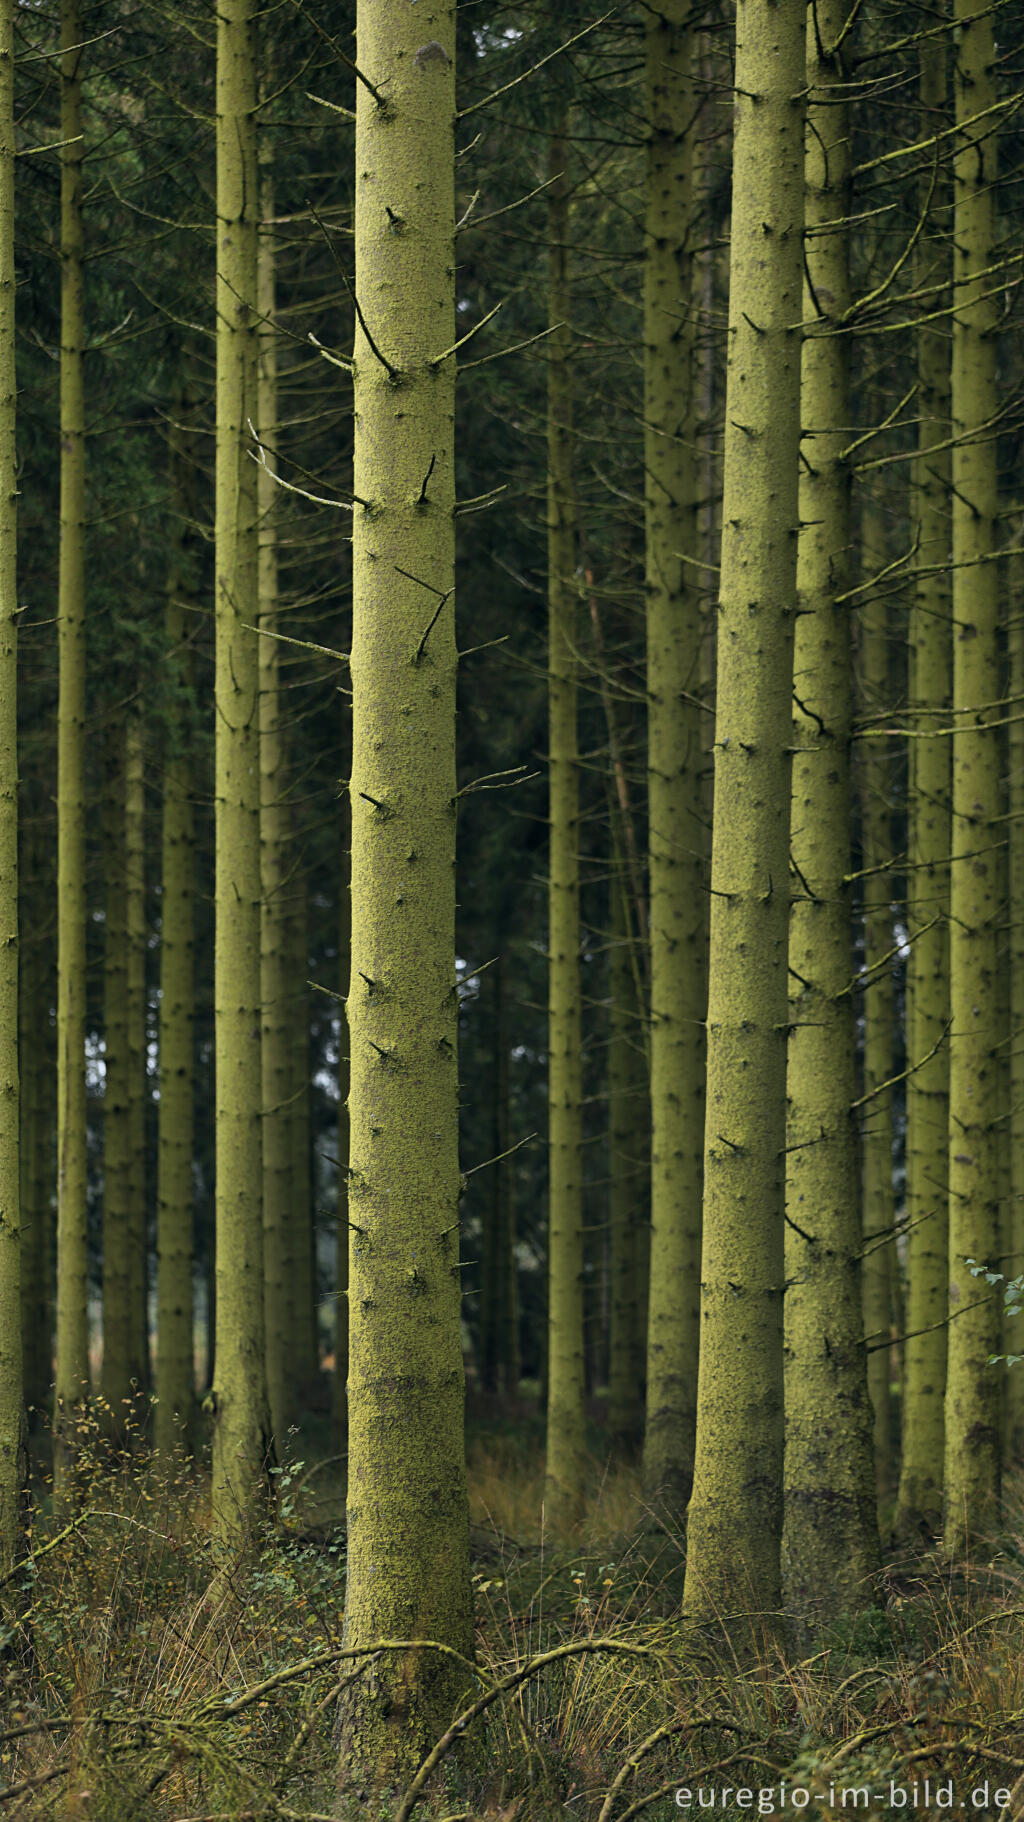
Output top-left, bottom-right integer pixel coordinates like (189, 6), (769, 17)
(3, 1422), (1024, 1820)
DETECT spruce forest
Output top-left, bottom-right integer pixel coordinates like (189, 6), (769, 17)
(3, 0), (1024, 1815)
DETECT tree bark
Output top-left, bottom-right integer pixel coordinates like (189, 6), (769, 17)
(257, 138), (296, 1447)
(155, 403), (197, 1457)
(782, 0), (880, 1623)
(54, 0), (89, 1495)
(897, 31), (952, 1541)
(211, 0), (270, 1545)
(544, 118), (586, 1532)
(336, 0), (473, 1785)
(642, 0), (704, 1512)
(0, 0), (24, 1581)
(682, 0), (805, 1626)
(943, 0), (1002, 1553)
(857, 530), (897, 1510)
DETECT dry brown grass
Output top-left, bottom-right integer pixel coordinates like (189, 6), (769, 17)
(2, 1428), (1024, 1822)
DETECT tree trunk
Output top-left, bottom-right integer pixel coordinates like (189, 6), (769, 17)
(19, 847), (50, 1424)
(125, 707), (148, 1397)
(944, 0), (1001, 1553)
(257, 139), (296, 1447)
(336, 0), (473, 1785)
(682, 0), (805, 1626)
(211, 0), (270, 1545)
(102, 723), (131, 1421)
(494, 956), (518, 1398)
(54, 0), (89, 1493)
(857, 540), (897, 1510)
(1006, 582), (1024, 1450)
(332, 802), (350, 1442)
(0, 0), (24, 1581)
(896, 32), (952, 1540)
(782, 0), (880, 1623)
(642, 0), (704, 1512)
(608, 849), (643, 1451)
(290, 869), (316, 1396)
(544, 119), (586, 1532)
(155, 408), (197, 1457)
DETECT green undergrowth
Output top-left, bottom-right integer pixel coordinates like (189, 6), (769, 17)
(2, 1416), (1024, 1821)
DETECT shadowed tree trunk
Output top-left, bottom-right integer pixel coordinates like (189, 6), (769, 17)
(897, 31), (952, 1542)
(155, 405), (197, 1457)
(944, 0), (1002, 1553)
(54, 0), (89, 1495)
(544, 115), (586, 1532)
(0, 0), (24, 1580)
(642, 0), (704, 1513)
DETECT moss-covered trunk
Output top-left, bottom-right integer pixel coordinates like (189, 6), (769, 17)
(211, 0), (269, 1544)
(943, 0), (1001, 1553)
(682, 0), (805, 1625)
(336, 0), (473, 1785)
(897, 33), (952, 1540)
(642, 0), (704, 1511)
(54, 0), (89, 1490)
(544, 120), (585, 1531)
(782, 0), (879, 1622)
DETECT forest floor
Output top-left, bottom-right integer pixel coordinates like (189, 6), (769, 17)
(2, 1400), (1024, 1821)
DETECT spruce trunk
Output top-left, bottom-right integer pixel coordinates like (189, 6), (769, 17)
(608, 853), (643, 1450)
(290, 871), (316, 1393)
(944, 0), (1001, 1552)
(642, 0), (704, 1511)
(155, 418), (196, 1456)
(544, 122), (586, 1530)
(257, 144), (296, 1446)
(782, 0), (879, 1621)
(0, 0), (22, 1580)
(858, 557), (896, 1507)
(19, 868), (49, 1422)
(54, 0), (89, 1488)
(682, 0), (805, 1625)
(124, 709), (147, 1394)
(336, 0), (473, 1783)
(1008, 592), (1024, 1453)
(332, 807), (349, 1442)
(211, 0), (269, 1543)
(101, 725), (131, 1421)
(897, 33), (952, 1538)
